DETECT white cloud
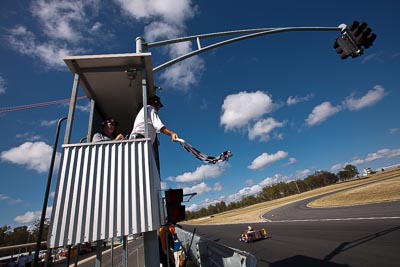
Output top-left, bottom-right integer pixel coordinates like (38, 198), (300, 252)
(237, 185), (263, 197)
(161, 181), (168, 190)
(187, 173), (291, 212)
(6, 25), (85, 69)
(14, 206), (52, 224)
(146, 22), (205, 91)
(186, 198), (221, 212)
(30, 0), (100, 42)
(248, 150), (288, 170)
(286, 157), (297, 165)
(248, 117), (286, 142)
(16, 132), (42, 142)
(0, 141), (61, 173)
(343, 85), (386, 111)
(114, 0), (196, 24)
(365, 148), (400, 161)
(149, 24), (205, 91)
(245, 179), (254, 186)
(183, 182), (222, 196)
(287, 94), (313, 106)
(75, 102), (91, 112)
(14, 211), (40, 224)
(186, 203), (200, 212)
(183, 182), (211, 195)
(349, 158), (365, 166)
(296, 169), (311, 179)
(0, 194), (22, 205)
(224, 174), (289, 203)
(0, 74), (6, 94)
(143, 21), (182, 42)
(305, 101), (341, 126)
(390, 128), (399, 134)
(167, 162), (228, 183)
(159, 57), (205, 92)
(331, 148), (400, 171)
(220, 91), (276, 130)
(5, 1), (104, 69)
(115, 0), (201, 91)
(40, 119), (59, 127)
(7, 0), (200, 89)
(330, 163), (342, 172)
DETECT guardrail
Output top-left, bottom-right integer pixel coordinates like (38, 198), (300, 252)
(175, 228), (256, 267)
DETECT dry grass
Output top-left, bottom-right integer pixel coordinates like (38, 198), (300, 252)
(308, 175), (400, 207)
(185, 168), (400, 225)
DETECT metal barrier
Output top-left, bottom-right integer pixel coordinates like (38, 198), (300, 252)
(48, 139), (164, 248)
(175, 228), (256, 267)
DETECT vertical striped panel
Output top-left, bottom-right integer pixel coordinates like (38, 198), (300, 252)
(48, 140), (164, 248)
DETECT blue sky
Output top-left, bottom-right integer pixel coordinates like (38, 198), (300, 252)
(0, 0), (399, 228)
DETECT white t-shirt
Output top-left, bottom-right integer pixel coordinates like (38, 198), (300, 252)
(130, 105), (165, 143)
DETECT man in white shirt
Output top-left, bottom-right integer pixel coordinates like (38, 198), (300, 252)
(130, 95), (178, 143)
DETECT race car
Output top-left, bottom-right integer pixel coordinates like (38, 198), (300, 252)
(239, 226), (268, 243)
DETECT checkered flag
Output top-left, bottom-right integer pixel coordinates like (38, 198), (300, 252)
(176, 138), (232, 164)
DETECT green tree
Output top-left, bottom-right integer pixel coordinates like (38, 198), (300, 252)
(344, 164), (359, 178)
(338, 164), (358, 181)
(30, 218), (50, 243)
(337, 170), (349, 180)
(0, 225), (12, 245)
(215, 201), (227, 213)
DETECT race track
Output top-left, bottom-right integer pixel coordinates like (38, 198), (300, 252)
(262, 195), (400, 222)
(183, 199), (400, 267)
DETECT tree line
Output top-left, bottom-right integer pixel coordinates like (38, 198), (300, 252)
(185, 164), (359, 220)
(0, 219), (49, 257)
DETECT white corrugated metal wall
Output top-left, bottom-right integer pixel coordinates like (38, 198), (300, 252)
(48, 140), (163, 248)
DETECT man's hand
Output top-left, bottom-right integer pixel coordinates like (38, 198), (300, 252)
(161, 127), (178, 142)
(115, 133), (125, 140)
(171, 132), (178, 142)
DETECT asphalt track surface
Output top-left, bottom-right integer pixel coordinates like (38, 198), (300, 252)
(182, 200), (400, 267)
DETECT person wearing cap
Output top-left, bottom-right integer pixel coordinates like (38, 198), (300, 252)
(92, 118), (125, 142)
(129, 95), (178, 144)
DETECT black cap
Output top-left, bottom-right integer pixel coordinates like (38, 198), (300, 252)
(103, 118), (119, 126)
(149, 95), (164, 107)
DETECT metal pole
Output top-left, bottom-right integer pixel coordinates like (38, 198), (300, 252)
(33, 116), (67, 267)
(144, 230), (159, 267)
(87, 98), (96, 142)
(74, 244), (80, 266)
(150, 26), (341, 73)
(294, 180), (301, 194)
(123, 236), (127, 267)
(64, 73), (79, 144)
(111, 238), (114, 267)
(142, 77), (148, 139)
(65, 246), (71, 267)
(95, 240), (102, 267)
(136, 37), (145, 53)
(45, 247), (51, 266)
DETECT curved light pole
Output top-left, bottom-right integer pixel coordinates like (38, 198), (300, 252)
(34, 116), (67, 266)
(136, 25), (346, 73)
